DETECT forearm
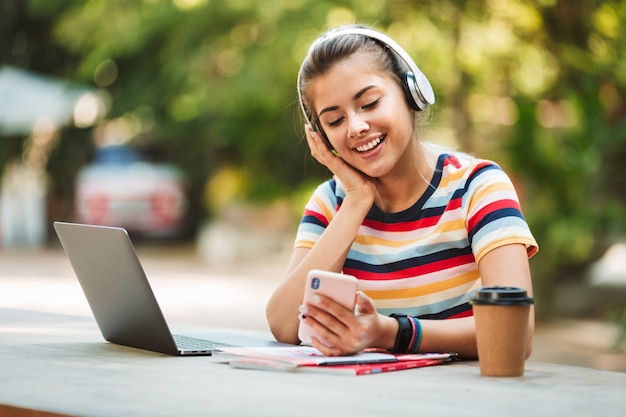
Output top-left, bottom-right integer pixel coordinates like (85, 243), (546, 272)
(418, 316), (478, 358)
(417, 307), (534, 360)
(478, 244), (536, 358)
(266, 196), (372, 343)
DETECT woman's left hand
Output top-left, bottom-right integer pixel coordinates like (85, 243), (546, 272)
(299, 291), (383, 356)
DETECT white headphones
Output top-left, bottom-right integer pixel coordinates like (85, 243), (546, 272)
(297, 26), (435, 133)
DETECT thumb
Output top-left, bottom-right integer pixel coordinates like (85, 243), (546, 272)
(355, 291), (376, 315)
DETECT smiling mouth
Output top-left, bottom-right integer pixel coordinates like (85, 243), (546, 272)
(355, 136), (385, 153)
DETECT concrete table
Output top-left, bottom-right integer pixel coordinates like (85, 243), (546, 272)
(1, 308), (624, 417)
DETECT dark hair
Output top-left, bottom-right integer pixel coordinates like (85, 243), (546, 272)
(298, 25), (410, 123)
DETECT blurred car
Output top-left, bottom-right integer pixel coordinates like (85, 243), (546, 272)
(74, 145), (189, 237)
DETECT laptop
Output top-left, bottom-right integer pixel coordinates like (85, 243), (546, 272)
(53, 221), (286, 356)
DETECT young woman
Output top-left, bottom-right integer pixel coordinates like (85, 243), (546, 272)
(265, 25), (538, 359)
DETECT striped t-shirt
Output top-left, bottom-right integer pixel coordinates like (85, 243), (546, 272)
(294, 152), (538, 319)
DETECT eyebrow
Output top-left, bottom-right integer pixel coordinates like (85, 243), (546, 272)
(317, 85), (377, 118)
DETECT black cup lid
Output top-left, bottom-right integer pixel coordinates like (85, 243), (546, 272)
(469, 286), (534, 306)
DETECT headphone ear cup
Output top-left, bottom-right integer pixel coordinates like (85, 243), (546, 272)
(402, 72), (421, 111)
(404, 71), (435, 111)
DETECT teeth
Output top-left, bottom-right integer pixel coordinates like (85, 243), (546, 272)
(356, 137), (383, 153)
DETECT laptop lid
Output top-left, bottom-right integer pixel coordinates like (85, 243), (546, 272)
(54, 221), (290, 355)
(54, 221), (184, 355)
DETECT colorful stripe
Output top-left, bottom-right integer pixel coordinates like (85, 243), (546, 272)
(295, 152), (538, 319)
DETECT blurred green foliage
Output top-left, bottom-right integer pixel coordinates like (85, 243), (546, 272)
(2, 0), (626, 315)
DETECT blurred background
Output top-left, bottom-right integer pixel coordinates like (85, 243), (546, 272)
(1, 0), (624, 369)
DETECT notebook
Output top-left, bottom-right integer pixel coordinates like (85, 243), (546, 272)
(53, 221), (286, 356)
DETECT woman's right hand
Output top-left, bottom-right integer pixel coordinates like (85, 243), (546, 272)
(267, 127), (378, 344)
(305, 125), (377, 205)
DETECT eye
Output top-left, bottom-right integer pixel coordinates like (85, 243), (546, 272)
(362, 98), (380, 110)
(327, 116), (345, 127)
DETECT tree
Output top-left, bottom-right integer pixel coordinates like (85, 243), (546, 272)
(4, 0), (626, 317)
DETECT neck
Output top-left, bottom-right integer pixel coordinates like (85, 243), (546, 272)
(374, 142), (436, 213)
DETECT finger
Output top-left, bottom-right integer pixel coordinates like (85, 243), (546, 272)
(306, 129), (328, 160)
(303, 302), (353, 348)
(304, 301), (351, 336)
(304, 316), (343, 352)
(311, 337), (346, 357)
(305, 125), (338, 162)
(309, 294), (355, 328)
(355, 291), (376, 315)
(305, 298), (367, 355)
(304, 124), (319, 145)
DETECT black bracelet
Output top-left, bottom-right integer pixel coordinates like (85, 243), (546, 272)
(390, 314), (413, 353)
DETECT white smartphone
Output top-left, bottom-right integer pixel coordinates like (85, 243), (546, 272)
(298, 269), (359, 345)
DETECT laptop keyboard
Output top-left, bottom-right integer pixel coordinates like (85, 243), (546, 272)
(173, 334), (236, 351)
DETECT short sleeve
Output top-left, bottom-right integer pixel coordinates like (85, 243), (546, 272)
(463, 162), (538, 263)
(294, 179), (341, 249)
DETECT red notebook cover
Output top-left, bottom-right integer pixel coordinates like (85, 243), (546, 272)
(228, 356), (453, 376)
(301, 358), (447, 375)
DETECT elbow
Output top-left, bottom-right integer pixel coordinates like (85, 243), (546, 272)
(273, 331), (300, 345)
(267, 317), (289, 344)
(266, 305), (300, 345)
(269, 324), (300, 345)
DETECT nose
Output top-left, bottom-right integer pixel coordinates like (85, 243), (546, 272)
(347, 113), (369, 138)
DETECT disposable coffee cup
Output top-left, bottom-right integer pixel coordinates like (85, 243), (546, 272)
(470, 286), (534, 377)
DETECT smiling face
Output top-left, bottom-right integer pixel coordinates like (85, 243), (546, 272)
(309, 52), (416, 179)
